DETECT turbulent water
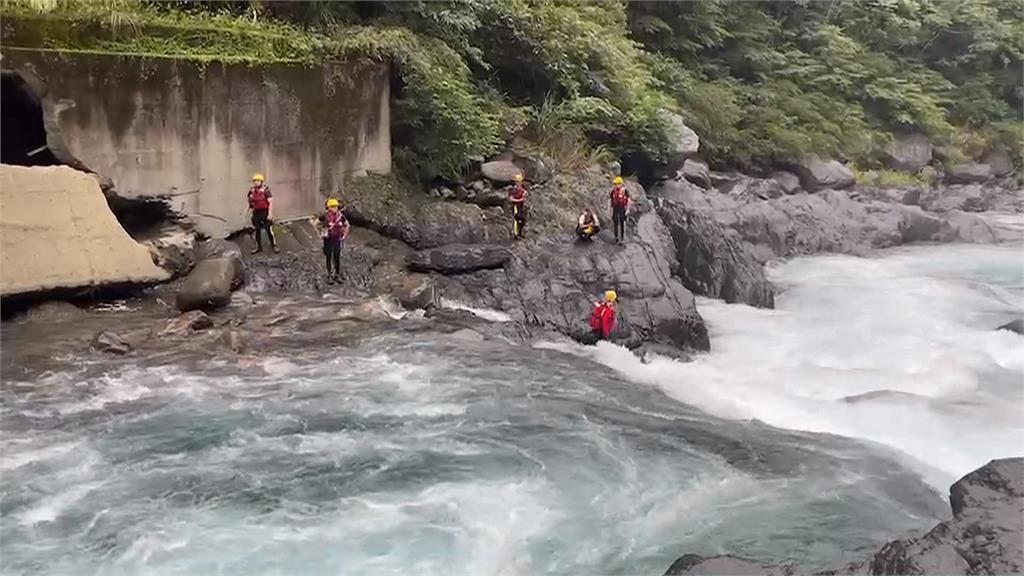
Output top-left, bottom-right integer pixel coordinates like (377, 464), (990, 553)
(2, 243), (1022, 575)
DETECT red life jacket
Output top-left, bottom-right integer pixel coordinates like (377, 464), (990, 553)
(248, 185), (271, 210)
(589, 302), (616, 338)
(509, 184), (527, 203)
(610, 186), (629, 209)
(325, 209), (346, 238)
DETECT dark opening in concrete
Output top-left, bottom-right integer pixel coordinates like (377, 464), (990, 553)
(0, 69), (61, 166)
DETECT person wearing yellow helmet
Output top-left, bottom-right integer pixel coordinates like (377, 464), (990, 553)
(319, 197), (349, 284)
(575, 207), (601, 241)
(507, 173), (528, 239)
(609, 176), (630, 244)
(589, 289), (618, 340)
(247, 173), (278, 254)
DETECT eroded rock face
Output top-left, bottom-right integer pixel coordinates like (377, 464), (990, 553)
(657, 201), (774, 308)
(663, 458), (1024, 576)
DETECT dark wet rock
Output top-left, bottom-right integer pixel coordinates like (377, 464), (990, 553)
(480, 160), (522, 184)
(160, 310), (213, 336)
(91, 330), (131, 355)
(218, 329), (246, 353)
(947, 162), (993, 184)
(665, 554), (799, 576)
(142, 225), (197, 278)
(996, 319), (1024, 334)
(885, 133), (933, 173)
(982, 146), (1014, 177)
(390, 274), (438, 310)
(771, 171), (802, 195)
(664, 458), (1024, 576)
(658, 201), (774, 308)
(176, 258), (236, 311)
(901, 187), (923, 206)
(681, 158), (712, 189)
(407, 244), (511, 274)
(792, 154), (855, 191)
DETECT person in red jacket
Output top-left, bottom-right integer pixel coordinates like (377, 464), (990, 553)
(590, 290), (617, 341)
(508, 173), (528, 240)
(319, 198), (350, 284)
(609, 176), (630, 243)
(247, 173), (278, 254)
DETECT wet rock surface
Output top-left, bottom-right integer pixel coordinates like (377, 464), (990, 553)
(663, 458), (1024, 576)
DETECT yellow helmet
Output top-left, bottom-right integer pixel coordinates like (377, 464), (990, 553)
(326, 198), (340, 208)
(252, 173), (265, 182)
(514, 173), (524, 182)
(613, 176), (623, 186)
(604, 290), (617, 303)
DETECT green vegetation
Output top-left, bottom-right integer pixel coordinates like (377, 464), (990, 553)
(3, 0), (1021, 179)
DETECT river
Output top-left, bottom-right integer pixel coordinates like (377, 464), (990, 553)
(1, 243), (1022, 575)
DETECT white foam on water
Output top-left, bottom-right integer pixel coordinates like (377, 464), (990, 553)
(558, 244), (1024, 488)
(441, 298), (513, 323)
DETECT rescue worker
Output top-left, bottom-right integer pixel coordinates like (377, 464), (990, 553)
(320, 198), (349, 284)
(576, 208), (601, 240)
(247, 173), (278, 254)
(609, 176), (630, 243)
(508, 173), (528, 240)
(590, 290), (617, 341)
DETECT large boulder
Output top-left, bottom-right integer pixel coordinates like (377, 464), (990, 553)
(433, 182), (710, 352)
(947, 162), (993, 184)
(0, 165), (168, 297)
(870, 458), (1023, 575)
(176, 258), (236, 311)
(407, 244), (511, 274)
(513, 154), (552, 184)
(885, 133), (933, 173)
(659, 112), (700, 175)
(792, 154), (856, 191)
(720, 176), (784, 201)
(194, 239), (245, 288)
(657, 201), (774, 308)
(480, 160), (523, 184)
(681, 158), (712, 189)
(770, 171), (802, 195)
(982, 146), (1014, 177)
(390, 274), (439, 309)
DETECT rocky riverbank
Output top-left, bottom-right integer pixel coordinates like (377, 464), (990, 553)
(664, 458), (1024, 576)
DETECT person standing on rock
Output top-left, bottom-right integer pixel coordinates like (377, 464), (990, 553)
(609, 176), (630, 243)
(508, 173), (528, 240)
(320, 198), (349, 284)
(247, 173), (278, 254)
(589, 290), (617, 341)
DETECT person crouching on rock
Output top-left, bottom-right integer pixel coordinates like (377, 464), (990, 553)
(590, 290), (617, 341)
(320, 198), (349, 284)
(247, 173), (278, 254)
(609, 176), (630, 244)
(508, 173), (528, 240)
(576, 208), (600, 240)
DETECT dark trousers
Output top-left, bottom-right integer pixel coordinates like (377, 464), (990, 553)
(512, 204), (527, 238)
(324, 236), (342, 276)
(251, 209), (276, 249)
(612, 206), (626, 240)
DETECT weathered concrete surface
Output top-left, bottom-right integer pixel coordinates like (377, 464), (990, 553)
(0, 165), (168, 296)
(2, 49), (391, 237)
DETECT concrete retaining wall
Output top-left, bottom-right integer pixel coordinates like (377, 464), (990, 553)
(0, 164), (169, 297)
(2, 49), (391, 237)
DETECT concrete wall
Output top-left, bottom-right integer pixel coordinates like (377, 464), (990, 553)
(0, 164), (168, 297)
(2, 49), (391, 237)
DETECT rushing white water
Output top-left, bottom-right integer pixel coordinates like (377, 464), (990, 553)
(1, 243), (1021, 575)
(557, 243), (1024, 490)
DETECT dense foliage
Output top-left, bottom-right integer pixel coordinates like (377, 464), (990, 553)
(4, 0), (1021, 178)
